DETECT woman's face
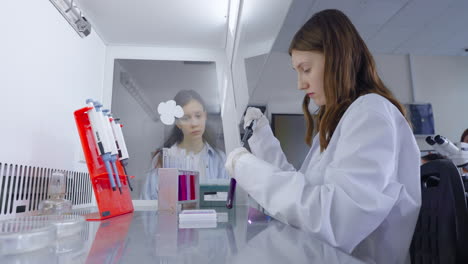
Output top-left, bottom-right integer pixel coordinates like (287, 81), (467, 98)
(291, 50), (326, 106)
(176, 99), (207, 141)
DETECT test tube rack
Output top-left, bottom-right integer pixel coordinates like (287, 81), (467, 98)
(74, 106), (134, 221)
(158, 168), (199, 213)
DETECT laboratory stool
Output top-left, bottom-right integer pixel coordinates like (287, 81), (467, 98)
(410, 159), (468, 264)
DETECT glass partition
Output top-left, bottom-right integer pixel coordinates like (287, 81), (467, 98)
(111, 59), (226, 199)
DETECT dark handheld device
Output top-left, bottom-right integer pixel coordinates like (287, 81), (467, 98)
(226, 121), (255, 209)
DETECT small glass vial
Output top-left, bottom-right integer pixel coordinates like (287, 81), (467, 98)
(39, 171), (72, 215)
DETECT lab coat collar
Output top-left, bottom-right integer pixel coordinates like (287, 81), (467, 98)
(205, 142), (217, 156)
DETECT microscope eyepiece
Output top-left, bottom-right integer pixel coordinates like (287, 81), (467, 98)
(425, 136), (436, 145)
(434, 135), (445, 145)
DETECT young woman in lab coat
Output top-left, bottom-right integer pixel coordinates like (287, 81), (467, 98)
(225, 9), (421, 263)
(140, 90), (228, 200)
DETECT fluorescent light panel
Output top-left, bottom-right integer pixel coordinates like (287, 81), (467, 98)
(49, 0), (91, 38)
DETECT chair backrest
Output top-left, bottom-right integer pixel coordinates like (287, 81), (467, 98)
(411, 159), (468, 264)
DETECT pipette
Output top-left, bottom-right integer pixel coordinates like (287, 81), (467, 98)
(85, 99), (117, 192)
(111, 117), (133, 191)
(102, 109), (123, 194)
(226, 121), (254, 209)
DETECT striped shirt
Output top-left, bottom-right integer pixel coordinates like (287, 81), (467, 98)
(139, 143), (229, 200)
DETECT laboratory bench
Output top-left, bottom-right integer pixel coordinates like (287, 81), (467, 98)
(1, 206), (368, 264)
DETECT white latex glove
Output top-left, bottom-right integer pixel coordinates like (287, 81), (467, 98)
(225, 147), (250, 177)
(244, 107), (269, 131)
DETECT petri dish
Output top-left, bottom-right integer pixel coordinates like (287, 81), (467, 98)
(32, 215), (86, 238)
(0, 217), (57, 255)
(0, 215), (85, 255)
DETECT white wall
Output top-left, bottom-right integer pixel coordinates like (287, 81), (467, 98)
(0, 1), (106, 171)
(412, 55), (468, 145)
(251, 51), (313, 120)
(374, 54), (413, 103)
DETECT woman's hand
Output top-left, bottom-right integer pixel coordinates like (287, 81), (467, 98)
(244, 107), (269, 132)
(225, 147), (250, 177)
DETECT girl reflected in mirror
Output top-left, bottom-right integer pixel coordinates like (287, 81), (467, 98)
(140, 90), (228, 200)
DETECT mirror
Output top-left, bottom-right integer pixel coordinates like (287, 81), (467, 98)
(111, 59), (227, 199)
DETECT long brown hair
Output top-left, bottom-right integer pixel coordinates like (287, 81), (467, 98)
(289, 9), (408, 151)
(461, 128), (468, 143)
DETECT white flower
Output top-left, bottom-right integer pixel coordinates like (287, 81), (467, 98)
(157, 100), (184, 125)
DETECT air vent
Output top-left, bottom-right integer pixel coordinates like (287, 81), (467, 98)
(0, 162), (93, 220)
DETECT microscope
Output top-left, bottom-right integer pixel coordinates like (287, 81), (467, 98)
(425, 135), (468, 175)
(426, 135), (468, 202)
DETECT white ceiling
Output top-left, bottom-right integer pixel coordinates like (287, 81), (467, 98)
(76, 0), (229, 49)
(274, 0), (468, 56)
(237, 0), (293, 55)
(76, 0), (468, 55)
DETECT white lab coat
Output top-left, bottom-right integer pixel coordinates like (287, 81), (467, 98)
(234, 94), (421, 263)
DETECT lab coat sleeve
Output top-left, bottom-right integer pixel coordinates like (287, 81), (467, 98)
(234, 109), (401, 252)
(248, 124), (296, 171)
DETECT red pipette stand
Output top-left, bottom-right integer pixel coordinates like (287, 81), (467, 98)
(74, 106), (134, 221)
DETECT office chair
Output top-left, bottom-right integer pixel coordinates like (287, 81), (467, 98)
(410, 159), (468, 264)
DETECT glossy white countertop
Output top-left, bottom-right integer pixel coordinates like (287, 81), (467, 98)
(1, 206), (369, 264)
